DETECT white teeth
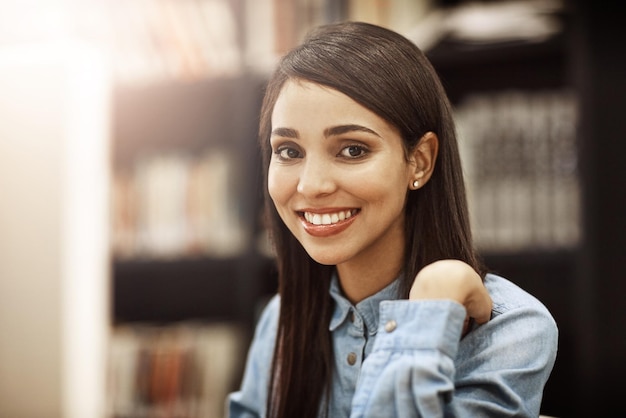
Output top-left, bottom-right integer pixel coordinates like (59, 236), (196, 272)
(304, 210), (355, 225)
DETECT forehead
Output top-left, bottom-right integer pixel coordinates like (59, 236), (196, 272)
(273, 80), (353, 114)
(271, 80), (393, 133)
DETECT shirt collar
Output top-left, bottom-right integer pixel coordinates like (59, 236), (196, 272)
(329, 272), (402, 335)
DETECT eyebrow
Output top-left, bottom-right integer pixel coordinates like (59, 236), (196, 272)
(324, 124), (381, 138)
(270, 124), (381, 139)
(271, 127), (299, 138)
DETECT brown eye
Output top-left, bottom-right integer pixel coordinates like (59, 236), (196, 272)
(340, 145), (367, 159)
(275, 146), (302, 160)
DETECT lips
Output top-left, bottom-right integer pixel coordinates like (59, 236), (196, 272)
(298, 209), (359, 237)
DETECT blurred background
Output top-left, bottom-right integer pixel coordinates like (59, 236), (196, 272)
(1, 0), (624, 417)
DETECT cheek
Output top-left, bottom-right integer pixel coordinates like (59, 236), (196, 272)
(267, 167), (294, 209)
(353, 163), (410, 202)
(267, 172), (281, 207)
(359, 175), (410, 222)
(360, 178), (407, 209)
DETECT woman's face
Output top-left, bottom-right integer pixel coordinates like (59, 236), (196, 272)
(268, 80), (416, 270)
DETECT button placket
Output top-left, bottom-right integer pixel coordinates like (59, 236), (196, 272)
(344, 310), (364, 367)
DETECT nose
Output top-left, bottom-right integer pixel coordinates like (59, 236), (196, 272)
(296, 156), (336, 197)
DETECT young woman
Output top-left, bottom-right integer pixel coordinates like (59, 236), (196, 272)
(229, 21), (558, 418)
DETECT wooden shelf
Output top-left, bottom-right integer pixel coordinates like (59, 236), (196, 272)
(427, 33), (571, 103)
(112, 74), (266, 166)
(113, 254), (277, 325)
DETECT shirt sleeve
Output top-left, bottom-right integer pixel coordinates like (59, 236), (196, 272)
(350, 300), (465, 418)
(227, 295), (279, 418)
(350, 298), (558, 418)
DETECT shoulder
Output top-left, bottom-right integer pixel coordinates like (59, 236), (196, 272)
(483, 273), (555, 322)
(461, 273), (558, 361)
(453, 274), (558, 415)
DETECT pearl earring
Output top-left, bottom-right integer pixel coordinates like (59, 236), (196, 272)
(413, 180), (419, 189)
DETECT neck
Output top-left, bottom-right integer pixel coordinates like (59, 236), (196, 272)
(336, 249), (404, 304)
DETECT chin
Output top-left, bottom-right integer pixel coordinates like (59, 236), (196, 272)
(305, 249), (350, 266)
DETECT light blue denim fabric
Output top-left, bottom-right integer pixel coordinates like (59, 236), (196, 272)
(228, 273), (558, 417)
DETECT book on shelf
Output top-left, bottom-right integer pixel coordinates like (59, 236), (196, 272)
(107, 0), (242, 85)
(107, 322), (245, 418)
(243, 0), (337, 73)
(112, 148), (247, 260)
(455, 88), (580, 253)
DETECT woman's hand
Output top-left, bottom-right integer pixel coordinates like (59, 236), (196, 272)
(409, 260), (493, 331)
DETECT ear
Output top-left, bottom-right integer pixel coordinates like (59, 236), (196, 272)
(408, 131), (438, 190)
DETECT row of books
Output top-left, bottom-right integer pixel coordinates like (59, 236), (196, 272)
(104, 0), (348, 84)
(455, 88), (580, 252)
(242, 0), (344, 74)
(105, 0), (242, 85)
(111, 148), (248, 259)
(107, 322), (245, 418)
(104, 0), (436, 85)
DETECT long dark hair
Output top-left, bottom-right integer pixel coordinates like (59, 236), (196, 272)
(257, 21), (484, 418)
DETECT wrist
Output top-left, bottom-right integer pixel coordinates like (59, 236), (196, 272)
(409, 259), (478, 303)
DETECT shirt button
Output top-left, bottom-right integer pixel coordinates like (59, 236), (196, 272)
(384, 319), (397, 333)
(347, 352), (357, 366)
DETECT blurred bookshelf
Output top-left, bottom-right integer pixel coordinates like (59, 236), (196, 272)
(109, 39), (269, 418)
(457, 89), (580, 253)
(107, 322), (246, 418)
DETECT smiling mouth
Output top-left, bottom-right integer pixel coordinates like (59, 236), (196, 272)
(301, 209), (359, 225)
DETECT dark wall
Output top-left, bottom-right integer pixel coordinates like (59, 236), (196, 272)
(572, 0), (626, 415)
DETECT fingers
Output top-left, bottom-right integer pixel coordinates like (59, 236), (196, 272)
(466, 288), (493, 325)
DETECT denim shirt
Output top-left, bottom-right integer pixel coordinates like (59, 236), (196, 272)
(228, 273), (558, 417)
